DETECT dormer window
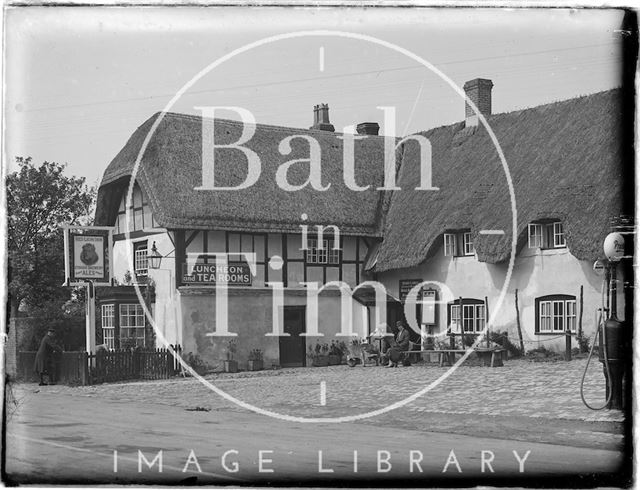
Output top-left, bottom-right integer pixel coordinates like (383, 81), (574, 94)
(528, 221), (566, 249)
(444, 230), (474, 257)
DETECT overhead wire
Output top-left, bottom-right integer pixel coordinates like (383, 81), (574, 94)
(21, 41), (620, 114)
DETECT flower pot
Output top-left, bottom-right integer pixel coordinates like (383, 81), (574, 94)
(247, 359), (263, 371)
(328, 354), (341, 365)
(426, 352), (440, 363)
(224, 360), (238, 373)
(312, 355), (329, 367)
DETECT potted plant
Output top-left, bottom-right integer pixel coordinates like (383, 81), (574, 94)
(185, 352), (208, 376)
(247, 348), (264, 371)
(328, 340), (343, 365)
(309, 341), (330, 367)
(224, 339), (238, 373)
(337, 340), (348, 364)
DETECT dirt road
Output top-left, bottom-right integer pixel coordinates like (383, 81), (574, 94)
(5, 388), (627, 486)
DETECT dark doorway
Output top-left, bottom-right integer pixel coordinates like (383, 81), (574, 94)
(279, 306), (306, 367)
(386, 301), (403, 335)
(386, 300), (420, 343)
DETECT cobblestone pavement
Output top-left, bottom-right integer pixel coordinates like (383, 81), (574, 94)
(16, 357), (624, 425)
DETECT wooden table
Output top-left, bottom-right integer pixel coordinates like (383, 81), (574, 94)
(473, 347), (506, 367)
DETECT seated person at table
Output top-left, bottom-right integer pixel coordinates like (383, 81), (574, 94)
(385, 321), (410, 367)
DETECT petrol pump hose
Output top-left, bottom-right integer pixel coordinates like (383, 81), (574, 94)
(579, 278), (613, 410)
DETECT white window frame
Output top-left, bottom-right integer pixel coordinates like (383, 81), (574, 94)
(475, 304), (485, 333)
(306, 237), (340, 265)
(101, 304), (115, 350)
(306, 238), (318, 264)
(461, 304), (485, 333)
(444, 231), (474, 257)
(462, 304), (476, 333)
(566, 300), (577, 332)
(553, 222), (566, 248)
(528, 223), (543, 248)
(450, 304), (460, 331)
(444, 233), (457, 257)
(450, 301), (485, 334)
(317, 239), (329, 264)
(553, 300), (565, 331)
(328, 241), (340, 265)
(539, 301), (552, 332)
(133, 241), (148, 277)
(463, 232), (475, 256)
(538, 298), (576, 333)
(119, 303), (145, 347)
(529, 221), (566, 249)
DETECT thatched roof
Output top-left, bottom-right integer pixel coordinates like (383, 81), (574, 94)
(95, 112), (396, 236)
(375, 89), (624, 271)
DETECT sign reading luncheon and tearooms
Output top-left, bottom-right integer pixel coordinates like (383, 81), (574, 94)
(182, 263), (252, 286)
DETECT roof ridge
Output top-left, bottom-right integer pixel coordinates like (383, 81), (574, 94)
(410, 87), (621, 136)
(488, 87), (620, 119)
(149, 110), (393, 139)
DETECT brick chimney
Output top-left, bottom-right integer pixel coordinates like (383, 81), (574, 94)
(310, 103), (335, 131)
(356, 122), (380, 136)
(463, 78), (493, 127)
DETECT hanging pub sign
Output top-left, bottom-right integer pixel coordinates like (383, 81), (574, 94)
(182, 262), (252, 286)
(63, 225), (114, 286)
(399, 279), (422, 303)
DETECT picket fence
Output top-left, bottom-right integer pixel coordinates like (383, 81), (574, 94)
(18, 346), (182, 386)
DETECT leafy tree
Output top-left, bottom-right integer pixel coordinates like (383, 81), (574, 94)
(7, 157), (95, 318)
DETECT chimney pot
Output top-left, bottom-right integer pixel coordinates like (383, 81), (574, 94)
(463, 78), (493, 128)
(356, 122), (380, 136)
(310, 103), (335, 132)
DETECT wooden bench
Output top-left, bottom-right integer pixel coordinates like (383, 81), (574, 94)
(401, 348), (506, 367)
(401, 349), (467, 367)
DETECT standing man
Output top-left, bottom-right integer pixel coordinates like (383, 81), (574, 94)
(34, 328), (62, 385)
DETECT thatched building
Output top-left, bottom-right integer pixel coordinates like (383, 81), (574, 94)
(94, 79), (628, 365)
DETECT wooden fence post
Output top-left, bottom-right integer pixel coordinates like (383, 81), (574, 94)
(515, 289), (525, 355)
(485, 296), (490, 348)
(578, 285), (585, 353)
(82, 352), (89, 385)
(82, 352), (88, 385)
(458, 297), (465, 348)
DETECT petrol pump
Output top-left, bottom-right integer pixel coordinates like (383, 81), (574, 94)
(600, 232), (626, 409)
(581, 228), (631, 411)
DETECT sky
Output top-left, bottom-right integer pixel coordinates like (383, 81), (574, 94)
(4, 7), (625, 188)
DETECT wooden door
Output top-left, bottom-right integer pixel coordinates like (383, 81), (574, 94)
(279, 306), (306, 367)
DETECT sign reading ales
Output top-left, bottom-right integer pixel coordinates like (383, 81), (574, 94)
(182, 263), (252, 285)
(63, 226), (113, 286)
